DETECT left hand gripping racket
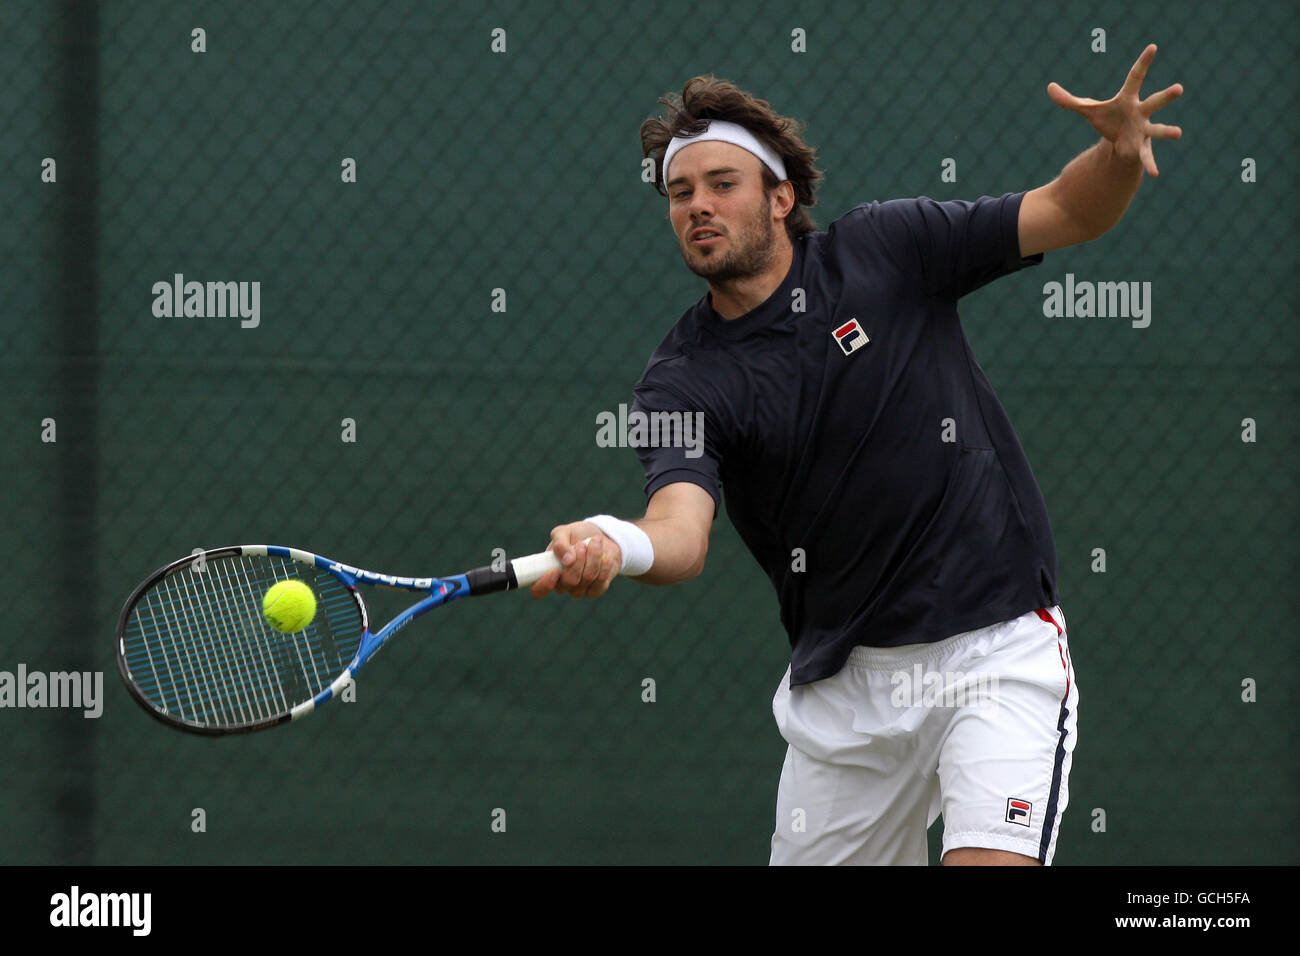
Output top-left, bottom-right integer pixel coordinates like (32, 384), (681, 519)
(116, 545), (569, 735)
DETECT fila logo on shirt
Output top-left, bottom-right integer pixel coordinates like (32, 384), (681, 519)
(832, 318), (870, 356)
(1005, 798), (1032, 827)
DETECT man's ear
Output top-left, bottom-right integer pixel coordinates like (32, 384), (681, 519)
(772, 181), (796, 222)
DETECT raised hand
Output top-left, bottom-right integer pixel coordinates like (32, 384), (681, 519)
(1047, 43), (1183, 177)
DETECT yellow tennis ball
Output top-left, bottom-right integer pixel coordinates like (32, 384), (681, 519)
(263, 580), (317, 633)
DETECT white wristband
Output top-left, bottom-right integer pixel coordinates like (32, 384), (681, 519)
(583, 514), (655, 576)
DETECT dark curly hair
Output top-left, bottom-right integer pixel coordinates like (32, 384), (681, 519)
(640, 75), (823, 241)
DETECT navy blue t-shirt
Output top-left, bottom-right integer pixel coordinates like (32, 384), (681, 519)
(632, 190), (1059, 686)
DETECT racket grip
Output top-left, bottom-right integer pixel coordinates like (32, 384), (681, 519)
(510, 550), (563, 588)
(510, 537), (598, 589)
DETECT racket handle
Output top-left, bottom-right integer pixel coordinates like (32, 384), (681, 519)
(510, 550), (563, 588)
(510, 537), (598, 589)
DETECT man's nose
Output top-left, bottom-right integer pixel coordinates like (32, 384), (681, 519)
(688, 192), (715, 219)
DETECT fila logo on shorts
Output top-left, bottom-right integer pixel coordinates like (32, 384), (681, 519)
(832, 318), (870, 356)
(1006, 798), (1032, 827)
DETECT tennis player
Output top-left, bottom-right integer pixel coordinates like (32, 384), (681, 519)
(533, 46), (1182, 865)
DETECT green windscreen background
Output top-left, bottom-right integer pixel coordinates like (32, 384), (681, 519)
(1, 0), (1294, 864)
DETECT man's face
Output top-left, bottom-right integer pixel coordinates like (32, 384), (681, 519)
(665, 141), (779, 283)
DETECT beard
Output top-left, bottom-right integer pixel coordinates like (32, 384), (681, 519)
(680, 193), (777, 283)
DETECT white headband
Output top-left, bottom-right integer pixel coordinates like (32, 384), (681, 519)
(661, 119), (788, 188)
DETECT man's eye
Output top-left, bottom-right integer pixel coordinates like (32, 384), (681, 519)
(717, 182), (734, 190)
(671, 191), (689, 200)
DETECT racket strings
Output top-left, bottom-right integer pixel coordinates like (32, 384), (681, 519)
(121, 554), (363, 728)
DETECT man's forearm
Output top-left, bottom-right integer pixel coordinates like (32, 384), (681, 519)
(632, 516), (707, 585)
(1049, 137), (1144, 240)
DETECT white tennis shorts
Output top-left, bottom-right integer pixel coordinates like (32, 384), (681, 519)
(769, 606), (1077, 865)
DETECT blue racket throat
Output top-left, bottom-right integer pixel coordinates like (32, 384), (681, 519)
(116, 544), (557, 735)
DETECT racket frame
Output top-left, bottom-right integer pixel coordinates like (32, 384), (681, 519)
(116, 543), (553, 735)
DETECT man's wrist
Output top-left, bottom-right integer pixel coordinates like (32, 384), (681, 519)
(583, 515), (654, 576)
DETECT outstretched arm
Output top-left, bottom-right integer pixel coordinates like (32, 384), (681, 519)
(530, 482), (714, 598)
(1019, 43), (1184, 257)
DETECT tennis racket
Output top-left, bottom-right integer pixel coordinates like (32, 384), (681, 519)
(115, 544), (574, 735)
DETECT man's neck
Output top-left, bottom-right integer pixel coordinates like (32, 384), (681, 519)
(708, 240), (794, 320)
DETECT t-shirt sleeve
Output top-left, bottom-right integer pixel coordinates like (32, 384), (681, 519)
(629, 380), (722, 518)
(842, 190), (1043, 299)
